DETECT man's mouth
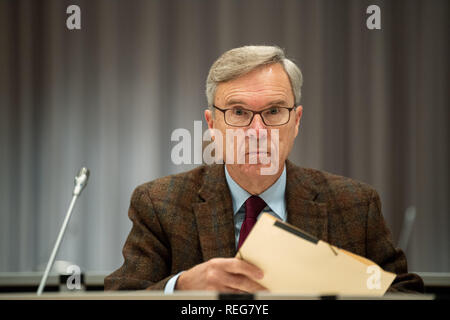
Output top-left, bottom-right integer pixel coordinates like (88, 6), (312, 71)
(245, 151), (271, 156)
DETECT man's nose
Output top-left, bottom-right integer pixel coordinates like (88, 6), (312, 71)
(249, 114), (266, 132)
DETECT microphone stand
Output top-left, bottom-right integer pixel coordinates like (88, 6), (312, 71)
(37, 167), (90, 296)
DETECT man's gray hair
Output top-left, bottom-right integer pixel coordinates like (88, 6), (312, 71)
(206, 45), (303, 110)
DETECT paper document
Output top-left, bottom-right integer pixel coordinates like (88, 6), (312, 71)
(236, 213), (396, 296)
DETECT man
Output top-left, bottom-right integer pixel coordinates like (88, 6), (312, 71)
(104, 45), (423, 293)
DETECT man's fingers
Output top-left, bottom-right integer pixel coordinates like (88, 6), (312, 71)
(218, 270), (267, 293)
(204, 258), (267, 292)
(221, 258), (264, 281)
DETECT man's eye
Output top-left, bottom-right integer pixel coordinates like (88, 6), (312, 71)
(233, 109), (245, 116)
(269, 107), (280, 114)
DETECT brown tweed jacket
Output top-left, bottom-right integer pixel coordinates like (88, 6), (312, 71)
(104, 160), (424, 293)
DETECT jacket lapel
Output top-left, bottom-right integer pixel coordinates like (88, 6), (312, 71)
(192, 164), (237, 261)
(285, 160), (328, 242)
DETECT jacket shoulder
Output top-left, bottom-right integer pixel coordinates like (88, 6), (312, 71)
(131, 165), (207, 204)
(287, 161), (378, 204)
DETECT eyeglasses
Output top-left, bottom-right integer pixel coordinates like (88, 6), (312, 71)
(213, 105), (296, 127)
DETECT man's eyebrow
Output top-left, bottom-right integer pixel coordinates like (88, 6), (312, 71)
(224, 99), (288, 107)
(225, 99), (247, 106)
(264, 99), (288, 106)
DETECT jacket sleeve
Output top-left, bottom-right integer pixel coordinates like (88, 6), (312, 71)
(104, 185), (174, 291)
(366, 190), (424, 293)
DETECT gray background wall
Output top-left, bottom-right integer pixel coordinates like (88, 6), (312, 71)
(0, 0), (448, 274)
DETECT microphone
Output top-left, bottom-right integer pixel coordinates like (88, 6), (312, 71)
(397, 206), (417, 251)
(37, 167), (90, 296)
(73, 167), (89, 196)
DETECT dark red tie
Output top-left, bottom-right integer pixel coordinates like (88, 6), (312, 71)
(237, 196), (267, 249)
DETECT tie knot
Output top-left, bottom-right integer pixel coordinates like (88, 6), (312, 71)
(245, 195), (267, 219)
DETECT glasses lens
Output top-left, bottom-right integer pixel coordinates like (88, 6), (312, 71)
(225, 108), (253, 126)
(261, 107), (290, 125)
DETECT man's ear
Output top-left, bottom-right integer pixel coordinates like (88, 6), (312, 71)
(205, 109), (214, 129)
(204, 109), (215, 140)
(294, 105), (303, 137)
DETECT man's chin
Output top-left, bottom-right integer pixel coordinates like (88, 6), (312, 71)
(229, 162), (280, 177)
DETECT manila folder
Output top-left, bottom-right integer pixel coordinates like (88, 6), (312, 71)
(236, 213), (396, 296)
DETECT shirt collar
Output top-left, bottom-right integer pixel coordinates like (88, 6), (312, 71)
(224, 165), (287, 221)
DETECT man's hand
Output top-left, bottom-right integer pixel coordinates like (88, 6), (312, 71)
(176, 258), (267, 293)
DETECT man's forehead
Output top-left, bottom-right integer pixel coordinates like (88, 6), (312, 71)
(215, 64), (294, 105)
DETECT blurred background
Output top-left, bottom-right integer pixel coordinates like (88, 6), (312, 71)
(0, 0), (448, 277)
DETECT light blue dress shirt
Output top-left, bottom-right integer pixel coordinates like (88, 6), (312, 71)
(164, 164), (288, 294)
